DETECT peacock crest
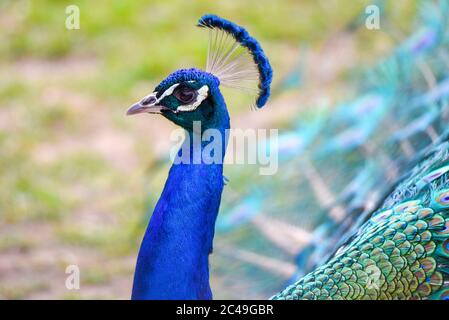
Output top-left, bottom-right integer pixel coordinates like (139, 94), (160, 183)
(198, 14), (273, 109)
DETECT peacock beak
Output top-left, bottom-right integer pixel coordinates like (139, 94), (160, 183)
(127, 93), (165, 115)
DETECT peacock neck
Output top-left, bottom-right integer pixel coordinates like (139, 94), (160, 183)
(132, 122), (229, 300)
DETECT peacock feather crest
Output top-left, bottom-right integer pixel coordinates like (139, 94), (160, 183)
(198, 14), (273, 108)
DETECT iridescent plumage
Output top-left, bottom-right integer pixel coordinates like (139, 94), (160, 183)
(273, 144), (449, 299)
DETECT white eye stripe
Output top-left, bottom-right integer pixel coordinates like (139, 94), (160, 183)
(158, 83), (180, 101)
(140, 83), (180, 106)
(140, 82), (209, 112)
(158, 81), (196, 101)
(176, 85), (209, 112)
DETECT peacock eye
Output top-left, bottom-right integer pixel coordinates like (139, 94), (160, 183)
(173, 85), (197, 104)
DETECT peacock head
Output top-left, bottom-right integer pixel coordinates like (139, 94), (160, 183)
(127, 14), (272, 132)
(127, 68), (226, 131)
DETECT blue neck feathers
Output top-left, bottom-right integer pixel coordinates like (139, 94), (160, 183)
(132, 119), (230, 300)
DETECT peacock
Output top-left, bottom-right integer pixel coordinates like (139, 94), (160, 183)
(127, 6), (449, 300)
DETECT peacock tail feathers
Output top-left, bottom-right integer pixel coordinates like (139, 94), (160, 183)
(272, 141), (449, 299)
(209, 0), (449, 299)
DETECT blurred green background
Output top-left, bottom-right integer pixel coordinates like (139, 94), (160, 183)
(0, 0), (417, 299)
